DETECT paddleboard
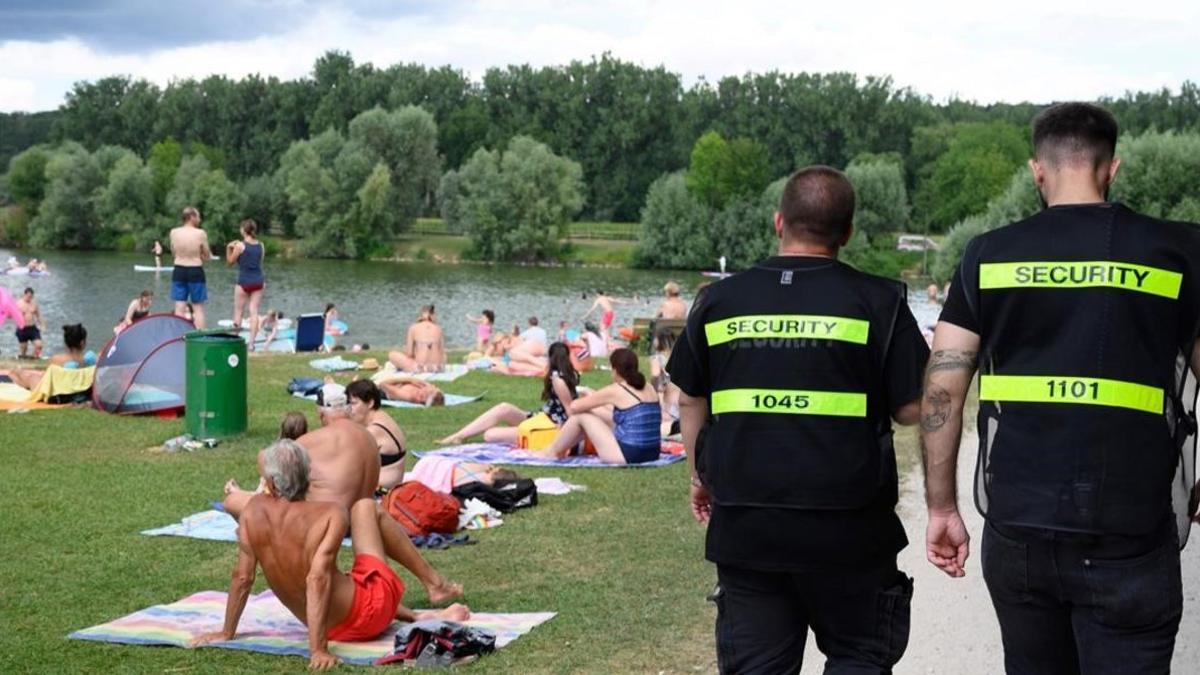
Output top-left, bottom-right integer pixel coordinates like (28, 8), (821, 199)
(700, 271), (731, 279)
(134, 265), (174, 272)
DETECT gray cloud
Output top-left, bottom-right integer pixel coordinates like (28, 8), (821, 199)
(0, 0), (436, 51)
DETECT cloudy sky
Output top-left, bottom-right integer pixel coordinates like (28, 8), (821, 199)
(1, 0), (1198, 113)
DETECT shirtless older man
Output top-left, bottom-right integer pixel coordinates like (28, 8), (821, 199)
(655, 281), (687, 320)
(224, 384), (462, 604)
(169, 206), (212, 328)
(195, 440), (467, 670)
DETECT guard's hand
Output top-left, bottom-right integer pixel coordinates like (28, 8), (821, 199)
(690, 483), (712, 524)
(926, 508), (970, 578)
(188, 630), (232, 648)
(309, 649), (341, 670)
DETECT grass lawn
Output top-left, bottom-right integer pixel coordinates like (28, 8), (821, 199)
(0, 352), (920, 673)
(0, 353), (714, 673)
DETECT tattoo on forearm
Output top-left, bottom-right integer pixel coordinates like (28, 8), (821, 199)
(921, 385), (951, 433)
(925, 350), (978, 375)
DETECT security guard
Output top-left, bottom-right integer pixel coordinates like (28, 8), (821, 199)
(668, 166), (930, 673)
(922, 102), (1200, 674)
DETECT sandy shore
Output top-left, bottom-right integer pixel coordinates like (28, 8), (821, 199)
(801, 430), (1200, 673)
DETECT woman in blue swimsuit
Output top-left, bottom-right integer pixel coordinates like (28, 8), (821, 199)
(535, 348), (662, 465)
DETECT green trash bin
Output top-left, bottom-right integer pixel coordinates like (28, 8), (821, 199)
(185, 332), (247, 439)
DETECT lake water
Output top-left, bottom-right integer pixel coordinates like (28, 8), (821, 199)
(0, 249), (942, 354)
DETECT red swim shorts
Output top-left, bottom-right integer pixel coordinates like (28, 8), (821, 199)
(326, 554), (405, 642)
(238, 282), (265, 294)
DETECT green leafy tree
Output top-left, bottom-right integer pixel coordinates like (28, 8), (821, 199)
(346, 106), (441, 229)
(913, 122), (1029, 231)
(6, 146), (50, 211)
(97, 154), (156, 244)
(147, 138), (183, 207)
(933, 167), (1039, 281)
(28, 143), (104, 248)
(165, 155), (244, 244)
(240, 173), (287, 234)
(634, 172), (714, 269)
(1111, 130), (1200, 218)
(438, 169), (466, 234)
(685, 132), (729, 207)
(455, 136), (584, 262)
(845, 156), (910, 243)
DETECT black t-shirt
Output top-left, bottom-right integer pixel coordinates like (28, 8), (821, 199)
(668, 256), (929, 571)
(939, 203), (1200, 534)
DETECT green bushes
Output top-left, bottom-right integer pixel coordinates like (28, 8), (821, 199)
(441, 136), (584, 263)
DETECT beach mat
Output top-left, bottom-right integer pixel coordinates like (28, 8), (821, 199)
(68, 590), (555, 666)
(293, 391), (483, 409)
(142, 509), (469, 550)
(415, 442), (687, 468)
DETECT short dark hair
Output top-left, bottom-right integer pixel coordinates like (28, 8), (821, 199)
(482, 309), (495, 323)
(23, 287), (33, 296)
(346, 379), (382, 410)
(1032, 102), (1118, 168)
(528, 316), (539, 327)
(778, 166), (856, 247)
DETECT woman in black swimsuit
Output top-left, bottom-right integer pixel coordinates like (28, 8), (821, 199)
(346, 379), (409, 488)
(115, 290), (153, 333)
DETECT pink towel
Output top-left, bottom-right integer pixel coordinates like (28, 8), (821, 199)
(407, 456), (459, 493)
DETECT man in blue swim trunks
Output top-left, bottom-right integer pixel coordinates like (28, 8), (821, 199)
(169, 206), (212, 329)
(15, 287), (44, 359)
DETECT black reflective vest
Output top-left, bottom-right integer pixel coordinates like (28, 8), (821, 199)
(689, 257), (906, 510)
(957, 203), (1200, 536)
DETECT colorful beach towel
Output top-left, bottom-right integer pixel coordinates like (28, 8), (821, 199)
(292, 391), (483, 409)
(141, 509), (469, 550)
(68, 590), (555, 666)
(415, 442), (687, 468)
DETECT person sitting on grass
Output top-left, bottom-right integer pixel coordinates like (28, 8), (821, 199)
(192, 440), (468, 670)
(3, 323), (93, 391)
(437, 342), (579, 445)
(279, 411), (308, 440)
(533, 348), (662, 465)
(389, 305), (445, 373)
(223, 386), (463, 606)
(346, 379), (409, 489)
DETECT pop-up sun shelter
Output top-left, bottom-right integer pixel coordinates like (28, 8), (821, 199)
(94, 313), (193, 415)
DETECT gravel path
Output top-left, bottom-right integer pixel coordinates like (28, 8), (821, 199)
(802, 430), (1200, 673)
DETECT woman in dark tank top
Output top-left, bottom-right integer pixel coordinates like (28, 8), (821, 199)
(226, 218), (268, 349)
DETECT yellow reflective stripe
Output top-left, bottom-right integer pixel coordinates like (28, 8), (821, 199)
(978, 261), (1182, 299)
(979, 375), (1163, 415)
(704, 314), (870, 347)
(710, 388), (867, 417)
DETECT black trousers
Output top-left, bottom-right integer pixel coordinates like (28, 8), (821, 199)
(982, 520), (1182, 675)
(713, 561), (912, 674)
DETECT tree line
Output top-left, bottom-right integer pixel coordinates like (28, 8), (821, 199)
(3, 53), (1200, 268)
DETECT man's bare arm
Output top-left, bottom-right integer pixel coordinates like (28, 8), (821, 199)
(193, 522), (257, 646)
(305, 514), (343, 660)
(678, 391), (712, 523)
(920, 323), (980, 511)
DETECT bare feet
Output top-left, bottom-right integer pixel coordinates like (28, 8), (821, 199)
(416, 603), (471, 622)
(425, 577), (464, 605)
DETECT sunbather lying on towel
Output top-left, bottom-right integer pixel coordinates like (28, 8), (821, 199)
(192, 440), (469, 670)
(224, 384), (462, 607)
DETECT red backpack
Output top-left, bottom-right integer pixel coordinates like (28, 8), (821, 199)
(383, 482), (461, 536)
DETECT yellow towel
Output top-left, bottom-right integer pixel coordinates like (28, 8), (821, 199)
(28, 365), (94, 403)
